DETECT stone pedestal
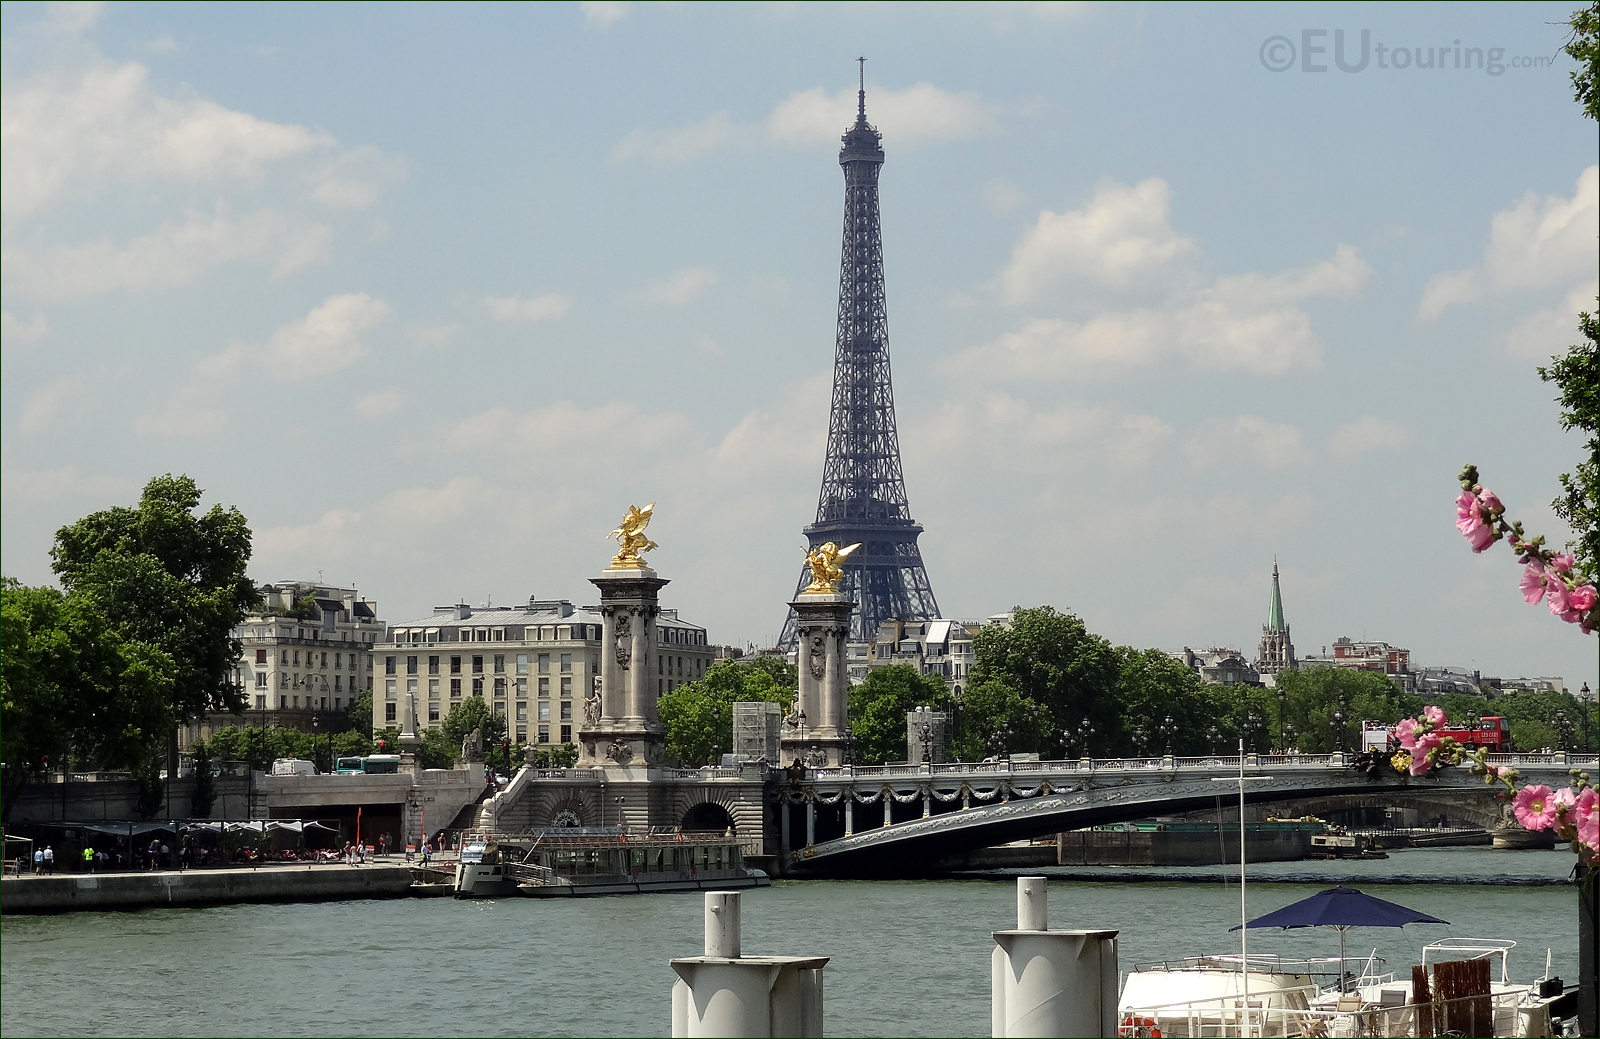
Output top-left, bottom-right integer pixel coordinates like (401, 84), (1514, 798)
(782, 593), (855, 767)
(578, 566), (670, 769)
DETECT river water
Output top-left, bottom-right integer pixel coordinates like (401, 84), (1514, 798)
(0, 847), (1581, 1038)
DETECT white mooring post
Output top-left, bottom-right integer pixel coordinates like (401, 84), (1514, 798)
(991, 876), (1119, 1038)
(670, 891), (829, 1037)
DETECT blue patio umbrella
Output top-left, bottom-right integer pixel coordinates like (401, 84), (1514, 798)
(1232, 886), (1449, 990)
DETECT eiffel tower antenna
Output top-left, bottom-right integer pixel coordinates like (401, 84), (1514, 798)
(779, 61), (941, 647)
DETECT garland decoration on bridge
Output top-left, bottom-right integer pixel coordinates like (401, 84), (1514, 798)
(1456, 465), (1599, 633)
(1390, 707), (1596, 866)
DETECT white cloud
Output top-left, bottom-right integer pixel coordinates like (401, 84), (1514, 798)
(1326, 416), (1414, 460)
(129, 389), (228, 438)
(913, 392), (1173, 473)
(612, 82), (994, 163)
(947, 245), (1367, 380)
(999, 178), (1194, 301)
(638, 266), (718, 306)
(354, 388), (406, 418)
(1419, 165), (1598, 319)
(406, 320), (461, 350)
(17, 377), (84, 434)
(262, 293), (389, 371)
(1, 60), (336, 218)
(0, 209), (333, 300)
(0, 463), (130, 505)
(765, 82), (992, 146)
(1505, 280), (1599, 360)
(982, 178), (1026, 215)
(580, 1), (629, 26)
(1, 311), (51, 348)
(611, 114), (737, 163)
(484, 293), (573, 322)
(1182, 415), (1309, 470)
(441, 401), (692, 455)
(42, 1), (105, 37)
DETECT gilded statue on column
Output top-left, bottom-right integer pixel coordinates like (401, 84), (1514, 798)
(803, 541), (859, 594)
(608, 502), (659, 569)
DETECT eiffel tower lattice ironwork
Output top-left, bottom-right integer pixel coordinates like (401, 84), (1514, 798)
(779, 62), (940, 647)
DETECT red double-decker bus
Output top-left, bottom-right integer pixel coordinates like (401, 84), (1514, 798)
(1361, 716), (1514, 752)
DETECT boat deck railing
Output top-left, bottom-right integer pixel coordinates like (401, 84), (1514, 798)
(1123, 984), (1533, 1038)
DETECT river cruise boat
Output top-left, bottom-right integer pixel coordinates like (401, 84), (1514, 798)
(1118, 938), (1575, 1037)
(455, 828), (769, 899)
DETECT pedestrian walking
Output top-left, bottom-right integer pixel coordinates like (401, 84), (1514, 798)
(32, 848), (43, 874)
(82, 845), (95, 873)
(42, 845), (54, 874)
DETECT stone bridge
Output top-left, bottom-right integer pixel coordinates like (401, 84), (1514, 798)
(778, 752), (1595, 877)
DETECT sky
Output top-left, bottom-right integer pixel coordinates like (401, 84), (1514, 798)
(2, 2), (1596, 694)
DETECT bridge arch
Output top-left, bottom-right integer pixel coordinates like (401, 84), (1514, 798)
(681, 801), (735, 832)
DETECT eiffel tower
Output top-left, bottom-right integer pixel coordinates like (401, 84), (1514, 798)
(779, 61), (940, 647)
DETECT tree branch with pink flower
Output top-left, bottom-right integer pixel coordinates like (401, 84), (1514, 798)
(1456, 464), (1600, 634)
(1385, 707), (1596, 867)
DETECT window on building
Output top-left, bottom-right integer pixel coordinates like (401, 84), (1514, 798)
(516, 678), (526, 698)
(385, 656), (397, 675)
(537, 653), (550, 674)
(429, 679), (440, 700)
(321, 651), (328, 667)
(256, 673), (268, 688)
(386, 679), (397, 701)
(472, 677), (484, 697)
(493, 701), (506, 718)
(538, 677), (549, 698)
(385, 703), (397, 723)
(280, 673), (290, 688)
(450, 656), (462, 674)
(429, 655), (440, 675)
(516, 654), (528, 675)
(292, 695), (299, 708)
(537, 724), (550, 744)
(516, 702), (528, 722)
(538, 702), (551, 720)
(255, 695), (266, 710)
(560, 724), (571, 743)
(255, 648), (268, 665)
(450, 678), (461, 699)
(428, 703), (440, 723)
(407, 655), (418, 675)
(560, 676), (572, 698)
(559, 701), (572, 721)
(279, 696), (287, 709)
(335, 696), (342, 709)
(472, 655), (483, 674)
(494, 654), (505, 673)
(560, 652), (572, 672)
(407, 679), (418, 699)
(334, 675), (343, 691)
(280, 650), (288, 664)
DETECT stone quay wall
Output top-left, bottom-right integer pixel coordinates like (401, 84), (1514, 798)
(1, 863), (417, 914)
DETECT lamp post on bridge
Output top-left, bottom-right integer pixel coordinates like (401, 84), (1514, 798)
(1244, 709), (1265, 754)
(1078, 719), (1095, 759)
(1284, 722), (1297, 755)
(987, 723), (1011, 761)
(1133, 727), (1148, 757)
(1276, 687), (1287, 752)
(1330, 707), (1348, 753)
(1207, 725), (1220, 755)
(1580, 682), (1593, 754)
(310, 714), (324, 774)
(1556, 711), (1571, 753)
(1159, 714), (1175, 755)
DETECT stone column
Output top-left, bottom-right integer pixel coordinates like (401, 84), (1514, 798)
(578, 566), (669, 770)
(783, 592), (855, 767)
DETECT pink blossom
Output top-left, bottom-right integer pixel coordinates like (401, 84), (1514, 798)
(1547, 579), (1571, 617)
(1394, 718), (1420, 751)
(1520, 562), (1547, 604)
(1455, 493), (1497, 552)
(1567, 584), (1597, 614)
(1513, 785), (1560, 831)
(1551, 787), (1578, 815)
(1478, 490), (1503, 512)
(1551, 554), (1575, 573)
(1574, 788), (1598, 829)
(1422, 705), (1446, 727)
(1409, 732), (1443, 774)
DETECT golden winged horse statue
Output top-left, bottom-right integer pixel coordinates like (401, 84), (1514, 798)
(608, 502), (659, 568)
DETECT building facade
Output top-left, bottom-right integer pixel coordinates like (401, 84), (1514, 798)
(374, 598), (711, 746)
(1172, 646), (1262, 687)
(182, 581), (384, 749)
(860, 618), (978, 695)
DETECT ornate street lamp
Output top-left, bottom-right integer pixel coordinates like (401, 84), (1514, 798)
(1207, 725), (1220, 755)
(1330, 708), (1347, 752)
(310, 714), (323, 773)
(1133, 727), (1148, 756)
(1276, 687), (1287, 751)
(1078, 718), (1096, 758)
(1159, 714), (1175, 755)
(1555, 711), (1570, 752)
(987, 723), (1011, 761)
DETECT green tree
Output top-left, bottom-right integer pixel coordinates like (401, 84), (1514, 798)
(657, 659), (795, 766)
(1272, 667), (1420, 753)
(950, 678), (1050, 761)
(1111, 647), (1211, 755)
(189, 743), (215, 818)
(343, 689), (373, 736)
(847, 664), (954, 764)
(967, 606), (1120, 739)
(1539, 306), (1598, 581)
(1, 582), (176, 818)
(50, 474), (256, 724)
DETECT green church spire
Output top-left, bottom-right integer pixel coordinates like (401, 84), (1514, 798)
(1267, 558), (1286, 631)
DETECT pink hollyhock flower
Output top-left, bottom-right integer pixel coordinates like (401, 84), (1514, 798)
(1551, 787), (1577, 815)
(1455, 493), (1497, 552)
(1394, 718), (1420, 751)
(1567, 584), (1597, 614)
(1409, 732), (1443, 774)
(1478, 490), (1503, 512)
(1520, 562), (1547, 605)
(1547, 579), (1571, 617)
(1422, 705), (1446, 727)
(1513, 785), (1559, 831)
(1574, 787), (1598, 829)
(1551, 554), (1575, 573)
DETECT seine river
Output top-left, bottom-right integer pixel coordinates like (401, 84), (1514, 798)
(0, 847), (1580, 1038)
